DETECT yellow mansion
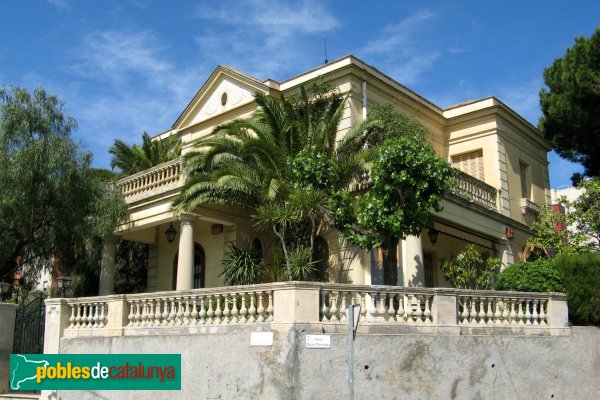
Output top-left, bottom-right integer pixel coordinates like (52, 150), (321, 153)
(99, 55), (551, 295)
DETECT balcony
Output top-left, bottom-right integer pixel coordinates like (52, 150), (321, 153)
(520, 198), (542, 214)
(452, 170), (498, 210)
(115, 157), (183, 203)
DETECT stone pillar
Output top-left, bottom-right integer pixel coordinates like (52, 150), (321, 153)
(432, 289), (460, 335)
(0, 303), (17, 393)
(499, 239), (514, 268)
(272, 282), (321, 327)
(43, 299), (70, 354)
(176, 213), (196, 290)
(99, 236), (117, 295)
(403, 235), (424, 287)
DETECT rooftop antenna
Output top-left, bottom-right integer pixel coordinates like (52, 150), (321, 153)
(323, 34), (329, 64)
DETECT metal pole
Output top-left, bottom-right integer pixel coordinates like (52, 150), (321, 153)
(347, 305), (354, 400)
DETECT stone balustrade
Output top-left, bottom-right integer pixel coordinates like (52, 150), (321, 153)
(125, 287), (273, 327)
(44, 283), (570, 353)
(115, 157), (183, 202)
(68, 300), (108, 329)
(452, 169), (498, 209)
(321, 285), (434, 325)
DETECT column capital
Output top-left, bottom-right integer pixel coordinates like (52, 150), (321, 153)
(179, 212), (198, 225)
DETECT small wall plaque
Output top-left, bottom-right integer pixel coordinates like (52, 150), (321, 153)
(306, 334), (331, 349)
(250, 331), (273, 346)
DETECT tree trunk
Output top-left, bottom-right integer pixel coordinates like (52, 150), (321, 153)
(381, 236), (398, 286)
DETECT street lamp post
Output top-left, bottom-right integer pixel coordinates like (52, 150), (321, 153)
(0, 282), (11, 302)
(56, 274), (72, 298)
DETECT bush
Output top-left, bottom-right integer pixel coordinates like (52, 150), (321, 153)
(220, 244), (265, 286)
(557, 252), (600, 325)
(440, 244), (501, 290)
(495, 259), (564, 293)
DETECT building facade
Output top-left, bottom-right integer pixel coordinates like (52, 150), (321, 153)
(99, 55), (552, 294)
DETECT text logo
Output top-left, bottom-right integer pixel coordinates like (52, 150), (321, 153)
(10, 354), (181, 390)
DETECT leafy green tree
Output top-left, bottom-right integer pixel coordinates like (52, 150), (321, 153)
(334, 106), (455, 286)
(0, 86), (127, 286)
(572, 177), (600, 247)
(539, 28), (600, 180)
(526, 202), (587, 258)
(109, 131), (181, 176)
(441, 244), (501, 290)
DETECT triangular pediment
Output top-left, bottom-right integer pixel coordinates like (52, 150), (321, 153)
(173, 66), (270, 130)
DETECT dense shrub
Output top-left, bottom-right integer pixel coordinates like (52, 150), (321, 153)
(220, 244), (265, 286)
(495, 259), (564, 293)
(557, 252), (600, 325)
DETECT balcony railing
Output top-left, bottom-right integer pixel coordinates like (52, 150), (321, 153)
(520, 198), (542, 214)
(452, 170), (498, 209)
(115, 157), (183, 203)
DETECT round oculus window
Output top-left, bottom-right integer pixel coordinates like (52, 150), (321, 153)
(221, 92), (228, 106)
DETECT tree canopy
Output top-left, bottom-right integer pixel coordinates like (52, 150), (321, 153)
(539, 28), (600, 181)
(174, 83), (375, 280)
(0, 86), (127, 286)
(109, 131), (181, 177)
(333, 105), (455, 285)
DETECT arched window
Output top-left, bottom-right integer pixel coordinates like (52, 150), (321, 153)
(251, 238), (263, 260)
(172, 243), (206, 290)
(313, 236), (329, 282)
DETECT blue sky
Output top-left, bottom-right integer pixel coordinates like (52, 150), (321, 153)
(1, 1), (598, 187)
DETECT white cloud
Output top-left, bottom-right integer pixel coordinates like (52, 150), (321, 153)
(194, 0), (339, 79)
(61, 30), (210, 167)
(359, 10), (441, 85)
(48, 0), (70, 10)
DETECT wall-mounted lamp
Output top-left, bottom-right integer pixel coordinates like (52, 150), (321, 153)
(165, 223), (177, 244)
(427, 228), (439, 246)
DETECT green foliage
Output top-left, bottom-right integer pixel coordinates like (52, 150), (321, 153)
(557, 252), (600, 325)
(109, 131), (181, 177)
(334, 111), (455, 285)
(175, 82), (375, 280)
(220, 244), (265, 286)
(114, 241), (148, 294)
(440, 244), (501, 290)
(539, 28), (600, 180)
(527, 203), (588, 258)
(0, 86), (128, 285)
(495, 259), (564, 292)
(271, 245), (317, 282)
(572, 177), (600, 247)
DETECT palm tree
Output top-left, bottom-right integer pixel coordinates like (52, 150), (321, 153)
(109, 132), (181, 176)
(173, 84), (377, 280)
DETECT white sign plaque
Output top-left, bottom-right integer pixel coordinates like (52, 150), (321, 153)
(250, 331), (273, 346)
(306, 334), (331, 349)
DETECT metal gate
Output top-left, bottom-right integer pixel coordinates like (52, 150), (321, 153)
(13, 292), (46, 354)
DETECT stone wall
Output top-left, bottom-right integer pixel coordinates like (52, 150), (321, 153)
(56, 325), (600, 400)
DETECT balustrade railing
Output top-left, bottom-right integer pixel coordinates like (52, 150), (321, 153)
(68, 300), (108, 329)
(320, 285), (434, 325)
(115, 157), (183, 201)
(458, 292), (547, 326)
(452, 170), (498, 209)
(53, 283), (568, 342)
(125, 286), (273, 327)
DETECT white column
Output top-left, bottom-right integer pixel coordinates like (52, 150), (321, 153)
(500, 240), (514, 268)
(403, 235), (424, 287)
(99, 236), (117, 295)
(176, 213), (196, 290)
